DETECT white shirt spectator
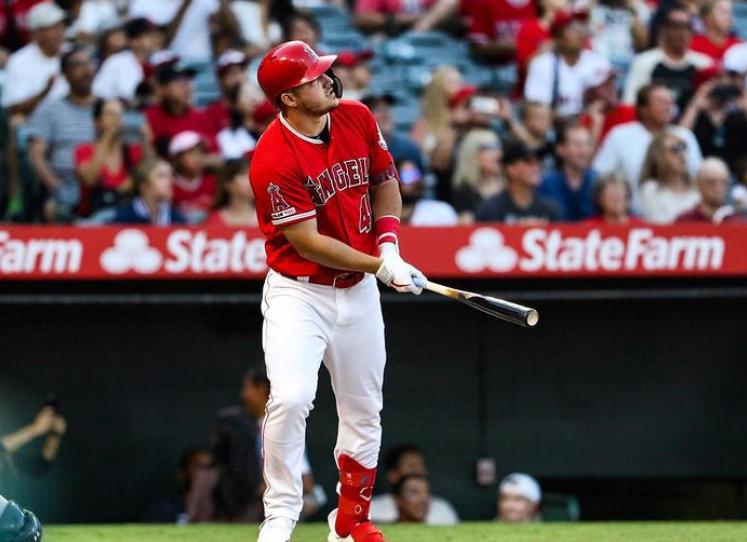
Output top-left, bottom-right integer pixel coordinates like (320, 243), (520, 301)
(524, 50), (611, 117)
(231, 1), (282, 50)
(588, 0), (651, 68)
(723, 43), (747, 88)
(217, 127), (257, 159)
(69, 0), (120, 36)
(93, 49), (144, 101)
(1, 42), (69, 109)
(592, 122), (703, 214)
(409, 199), (459, 226)
(623, 48), (713, 104)
(640, 180), (701, 224)
(129, 0), (219, 62)
(370, 493), (459, 525)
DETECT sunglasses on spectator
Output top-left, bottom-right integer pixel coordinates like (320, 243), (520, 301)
(667, 143), (687, 154)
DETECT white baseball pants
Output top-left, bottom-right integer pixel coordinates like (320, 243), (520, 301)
(260, 270), (386, 521)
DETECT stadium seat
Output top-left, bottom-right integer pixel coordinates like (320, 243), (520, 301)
(542, 493), (581, 522)
(734, 3), (747, 39)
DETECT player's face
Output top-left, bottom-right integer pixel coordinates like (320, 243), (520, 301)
(291, 74), (339, 115)
(499, 492), (537, 523)
(396, 478), (431, 522)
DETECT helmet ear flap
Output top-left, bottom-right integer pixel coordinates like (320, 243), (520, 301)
(326, 69), (343, 99)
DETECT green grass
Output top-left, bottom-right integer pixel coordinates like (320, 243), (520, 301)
(45, 522), (747, 542)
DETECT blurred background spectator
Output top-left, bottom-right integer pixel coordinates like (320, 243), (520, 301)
(639, 131), (701, 224)
(142, 447), (212, 524)
(113, 156), (185, 225)
(496, 473), (542, 523)
(451, 128), (503, 224)
(370, 444), (459, 525)
(584, 174), (645, 225)
(675, 157), (742, 223)
(391, 474), (435, 523)
(206, 157), (257, 226)
(168, 130), (217, 223)
(1, 406), (67, 478)
(690, 0), (741, 62)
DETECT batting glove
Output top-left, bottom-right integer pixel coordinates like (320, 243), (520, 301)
(376, 253), (426, 295)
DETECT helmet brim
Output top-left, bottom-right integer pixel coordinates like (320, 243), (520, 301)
(300, 54), (337, 87)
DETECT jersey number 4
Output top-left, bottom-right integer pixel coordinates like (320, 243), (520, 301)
(359, 193), (372, 234)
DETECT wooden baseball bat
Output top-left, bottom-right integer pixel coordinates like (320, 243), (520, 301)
(414, 278), (539, 328)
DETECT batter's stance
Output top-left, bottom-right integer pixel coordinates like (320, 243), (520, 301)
(251, 41), (426, 542)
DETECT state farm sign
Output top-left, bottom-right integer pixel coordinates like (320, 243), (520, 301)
(0, 225), (744, 280)
(452, 227), (725, 274)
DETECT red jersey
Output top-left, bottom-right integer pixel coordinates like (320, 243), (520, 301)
(250, 100), (399, 277)
(173, 173), (217, 218)
(467, 0), (536, 45)
(580, 104), (637, 149)
(144, 104), (218, 155)
(204, 100), (231, 135)
(690, 35), (742, 62)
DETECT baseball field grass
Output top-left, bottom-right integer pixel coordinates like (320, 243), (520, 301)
(46, 522), (747, 542)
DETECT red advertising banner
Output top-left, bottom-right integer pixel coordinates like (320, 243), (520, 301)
(0, 224), (745, 280)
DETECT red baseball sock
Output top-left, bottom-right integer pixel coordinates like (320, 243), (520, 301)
(335, 455), (377, 538)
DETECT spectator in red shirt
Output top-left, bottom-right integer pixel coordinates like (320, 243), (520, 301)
(168, 130), (218, 223)
(144, 62), (216, 157)
(354, 0), (458, 36)
(205, 49), (250, 136)
(0, 0), (48, 55)
(579, 66), (637, 149)
(690, 0), (741, 62)
(583, 174), (647, 225)
(468, 0), (537, 64)
(675, 157), (743, 223)
(75, 98), (150, 217)
(206, 157), (258, 227)
(515, 0), (569, 95)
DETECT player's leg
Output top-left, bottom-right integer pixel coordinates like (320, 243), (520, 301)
(260, 272), (336, 539)
(323, 276), (388, 541)
(0, 494), (43, 542)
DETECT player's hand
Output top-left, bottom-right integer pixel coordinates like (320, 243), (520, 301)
(30, 407), (56, 437)
(376, 253), (426, 295)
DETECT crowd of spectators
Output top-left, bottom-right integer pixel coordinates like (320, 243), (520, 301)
(0, 0), (746, 227)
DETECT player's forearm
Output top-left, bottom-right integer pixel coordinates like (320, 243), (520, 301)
(294, 233), (382, 274)
(371, 178), (401, 220)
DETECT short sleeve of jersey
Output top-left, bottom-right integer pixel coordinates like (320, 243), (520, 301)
(250, 159), (317, 226)
(360, 106), (400, 186)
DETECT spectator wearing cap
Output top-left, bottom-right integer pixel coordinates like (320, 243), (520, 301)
(205, 50), (250, 136)
(1, 1), (68, 118)
(496, 473), (542, 523)
(579, 67), (637, 150)
(169, 130), (217, 223)
(362, 93), (425, 174)
(114, 155), (185, 225)
(450, 129), (503, 224)
(524, 10), (612, 118)
(0, 0), (50, 54)
(476, 141), (560, 224)
(679, 68), (747, 177)
(129, 0), (222, 62)
(690, 0), (741, 62)
(514, 0), (569, 96)
(353, 0), (458, 36)
(144, 62), (217, 157)
(27, 46), (97, 222)
(588, 0), (651, 69)
(206, 157), (258, 227)
(593, 83), (703, 214)
(467, 0), (537, 64)
(623, 4), (713, 115)
(333, 50), (374, 102)
(93, 17), (164, 103)
(583, 174), (647, 225)
(723, 42), (747, 88)
(675, 157), (742, 223)
(538, 123), (597, 222)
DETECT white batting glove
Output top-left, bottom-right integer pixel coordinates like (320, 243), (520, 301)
(375, 253), (426, 295)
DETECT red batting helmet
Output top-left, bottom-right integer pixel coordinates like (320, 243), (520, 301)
(257, 41), (339, 106)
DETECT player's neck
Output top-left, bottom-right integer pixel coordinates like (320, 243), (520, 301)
(283, 110), (328, 139)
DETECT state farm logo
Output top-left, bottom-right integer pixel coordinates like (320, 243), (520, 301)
(101, 230), (162, 274)
(0, 230), (82, 274)
(455, 227), (725, 273)
(456, 229), (518, 272)
(99, 229), (268, 275)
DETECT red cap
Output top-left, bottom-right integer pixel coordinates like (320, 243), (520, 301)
(334, 49), (374, 67)
(253, 100), (277, 125)
(257, 40), (337, 106)
(550, 10), (589, 37)
(449, 86), (477, 109)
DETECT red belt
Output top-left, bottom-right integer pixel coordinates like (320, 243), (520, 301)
(280, 272), (365, 289)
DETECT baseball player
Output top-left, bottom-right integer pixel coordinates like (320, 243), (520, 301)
(250, 40), (426, 542)
(0, 496), (43, 542)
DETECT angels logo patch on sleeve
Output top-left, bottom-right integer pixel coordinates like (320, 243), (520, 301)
(375, 122), (388, 151)
(268, 183), (296, 220)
